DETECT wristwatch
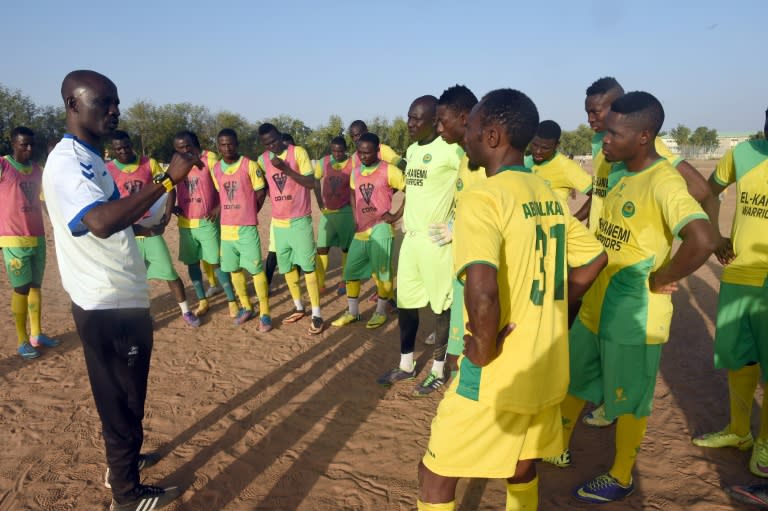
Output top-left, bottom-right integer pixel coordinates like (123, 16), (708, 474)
(152, 172), (175, 192)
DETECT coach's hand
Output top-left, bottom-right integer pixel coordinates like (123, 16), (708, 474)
(167, 151), (204, 184)
(428, 222), (453, 246)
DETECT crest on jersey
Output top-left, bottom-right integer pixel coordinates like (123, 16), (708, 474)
(456, 178), (464, 191)
(223, 181), (239, 203)
(422, 153), (432, 164)
(359, 183), (375, 205)
(272, 172), (288, 193)
(19, 181), (36, 205)
(621, 201), (636, 218)
(125, 180), (144, 195)
(187, 176), (199, 196)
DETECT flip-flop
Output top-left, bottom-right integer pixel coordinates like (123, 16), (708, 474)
(284, 310), (306, 323)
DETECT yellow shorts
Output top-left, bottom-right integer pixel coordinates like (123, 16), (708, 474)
(422, 387), (562, 479)
(396, 232), (452, 313)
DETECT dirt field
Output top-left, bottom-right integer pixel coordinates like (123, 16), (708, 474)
(0, 159), (758, 510)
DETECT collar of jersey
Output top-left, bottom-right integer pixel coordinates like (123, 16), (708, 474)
(497, 165), (531, 174)
(63, 134), (102, 158)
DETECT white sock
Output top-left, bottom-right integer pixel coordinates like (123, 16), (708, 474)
(376, 298), (387, 315)
(431, 360), (445, 376)
(294, 299), (303, 310)
(312, 306), (321, 317)
(399, 352), (414, 372)
(179, 301), (190, 314)
(348, 298), (360, 316)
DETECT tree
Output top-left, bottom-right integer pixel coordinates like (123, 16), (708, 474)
(0, 84), (64, 160)
(669, 124), (691, 150)
(559, 124), (592, 156)
(750, 131), (766, 140)
(688, 126), (719, 158)
(305, 115), (344, 159)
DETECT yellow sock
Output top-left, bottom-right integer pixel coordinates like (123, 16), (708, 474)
(252, 272), (270, 316)
(230, 271), (252, 310)
(11, 292), (29, 345)
(27, 288), (42, 337)
(610, 414), (647, 486)
(759, 384), (768, 441)
(305, 271), (321, 310)
(285, 268), (302, 302)
(346, 280), (361, 299)
(202, 260), (217, 287)
(561, 394), (586, 449)
(729, 365), (760, 437)
(316, 253), (329, 290)
(374, 275), (393, 300)
(506, 476), (538, 510)
(417, 500), (455, 511)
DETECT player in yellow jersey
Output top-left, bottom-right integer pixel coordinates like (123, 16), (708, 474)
(548, 92), (715, 504)
(434, 84), (486, 372)
(376, 95), (463, 396)
(1, 127), (61, 359)
(417, 88), (606, 511)
(692, 109), (768, 478)
(349, 120), (407, 171)
(525, 120), (592, 216)
(580, 76), (717, 428)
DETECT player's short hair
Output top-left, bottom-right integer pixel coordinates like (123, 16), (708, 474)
(174, 130), (201, 149)
(330, 136), (347, 148)
(10, 126), (34, 139)
(586, 76), (624, 97)
(477, 89), (539, 152)
(438, 84), (478, 113)
(281, 133), (295, 145)
(357, 132), (380, 147)
(349, 120), (367, 132)
(610, 91), (665, 136)
(536, 120), (561, 141)
(217, 128), (238, 141)
(257, 123), (279, 137)
(111, 130), (131, 143)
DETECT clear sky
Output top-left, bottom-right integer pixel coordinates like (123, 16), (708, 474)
(5, 0), (766, 133)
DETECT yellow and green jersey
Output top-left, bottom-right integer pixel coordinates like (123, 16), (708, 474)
(713, 139), (768, 286)
(403, 137), (462, 233)
(589, 134), (682, 232)
(455, 152), (486, 199)
(525, 152), (592, 202)
(453, 166), (604, 413)
(351, 143), (404, 169)
(579, 158), (707, 345)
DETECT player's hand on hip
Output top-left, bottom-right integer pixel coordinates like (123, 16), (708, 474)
(649, 272), (679, 294)
(714, 236), (735, 265)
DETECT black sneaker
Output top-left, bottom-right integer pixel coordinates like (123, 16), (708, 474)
(110, 484), (180, 511)
(376, 362), (416, 386)
(104, 452), (162, 488)
(413, 370), (447, 396)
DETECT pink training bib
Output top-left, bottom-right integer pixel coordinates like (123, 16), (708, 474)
(0, 158), (44, 236)
(106, 156), (153, 198)
(321, 155), (353, 211)
(177, 150), (219, 219)
(213, 157), (259, 226)
(261, 145), (312, 220)
(353, 161), (394, 233)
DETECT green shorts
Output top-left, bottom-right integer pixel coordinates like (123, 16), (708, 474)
(344, 223), (393, 282)
(447, 278), (465, 356)
(2, 239), (46, 288)
(268, 221), (276, 253)
(317, 206), (354, 251)
(714, 281), (768, 379)
(274, 216), (316, 274)
(396, 232), (453, 314)
(220, 226), (264, 275)
(136, 235), (179, 281)
(568, 317), (662, 420)
(178, 219), (221, 265)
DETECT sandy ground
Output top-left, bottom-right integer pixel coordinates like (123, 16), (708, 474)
(0, 159), (760, 510)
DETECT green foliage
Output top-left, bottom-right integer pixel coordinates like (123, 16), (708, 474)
(669, 124), (691, 148)
(750, 131), (766, 140)
(670, 123), (718, 158)
(558, 124), (592, 156)
(0, 84), (65, 161)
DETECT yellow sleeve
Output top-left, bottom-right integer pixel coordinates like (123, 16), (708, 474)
(713, 148), (736, 187)
(149, 159), (165, 177)
(247, 160), (265, 191)
(314, 159), (324, 179)
(350, 169), (356, 189)
(453, 188), (501, 280)
(294, 146), (314, 176)
(565, 214), (604, 267)
(206, 151), (219, 170)
(387, 165), (406, 191)
(655, 138), (683, 168)
(380, 144), (403, 167)
(655, 171), (708, 237)
(563, 159), (593, 194)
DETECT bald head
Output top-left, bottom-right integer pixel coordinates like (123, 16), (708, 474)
(407, 95), (438, 143)
(60, 70), (120, 146)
